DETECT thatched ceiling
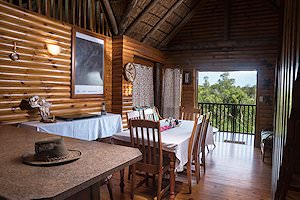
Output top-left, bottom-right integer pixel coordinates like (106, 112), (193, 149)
(109, 0), (280, 49)
(110, 0), (204, 48)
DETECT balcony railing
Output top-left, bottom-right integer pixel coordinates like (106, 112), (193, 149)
(198, 102), (256, 135)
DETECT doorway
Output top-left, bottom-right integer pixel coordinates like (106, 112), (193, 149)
(197, 71), (257, 145)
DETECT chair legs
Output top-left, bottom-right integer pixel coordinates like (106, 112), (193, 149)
(187, 161), (192, 194)
(130, 164), (136, 200)
(157, 172), (163, 200)
(107, 178), (114, 200)
(201, 148), (206, 173)
(120, 169), (125, 193)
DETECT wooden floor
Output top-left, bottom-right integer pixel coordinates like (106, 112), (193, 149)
(100, 141), (272, 200)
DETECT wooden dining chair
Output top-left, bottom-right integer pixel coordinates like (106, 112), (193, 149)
(125, 110), (143, 181)
(99, 175), (114, 200)
(194, 112), (211, 182)
(129, 119), (170, 200)
(186, 112), (211, 193)
(153, 106), (164, 120)
(143, 107), (164, 121)
(143, 108), (156, 121)
(179, 106), (201, 121)
(127, 110), (142, 124)
(186, 115), (203, 194)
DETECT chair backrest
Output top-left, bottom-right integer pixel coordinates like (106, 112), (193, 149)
(126, 110), (142, 128)
(188, 115), (203, 162)
(180, 106), (201, 121)
(195, 112), (211, 155)
(153, 106), (164, 120)
(143, 108), (157, 121)
(129, 119), (163, 167)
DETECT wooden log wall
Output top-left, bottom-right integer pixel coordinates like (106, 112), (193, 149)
(273, 0), (300, 198)
(0, 1), (112, 124)
(163, 0), (280, 147)
(112, 35), (165, 128)
(2, 0), (112, 36)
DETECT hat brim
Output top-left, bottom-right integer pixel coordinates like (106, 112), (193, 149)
(22, 150), (81, 166)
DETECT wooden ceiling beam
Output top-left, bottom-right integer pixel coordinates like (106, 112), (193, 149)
(118, 0), (137, 35)
(142, 0), (186, 43)
(159, 0), (209, 48)
(162, 38), (279, 50)
(122, 0), (159, 35)
(100, 0), (119, 35)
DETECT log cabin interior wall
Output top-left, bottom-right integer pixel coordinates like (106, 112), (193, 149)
(0, 1), (112, 124)
(273, 0), (300, 198)
(163, 0), (280, 147)
(112, 35), (165, 128)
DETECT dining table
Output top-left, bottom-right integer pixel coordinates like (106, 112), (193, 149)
(112, 119), (216, 200)
(19, 113), (122, 141)
(0, 125), (142, 200)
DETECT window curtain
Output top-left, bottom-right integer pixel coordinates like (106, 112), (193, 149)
(162, 68), (182, 118)
(132, 64), (154, 107)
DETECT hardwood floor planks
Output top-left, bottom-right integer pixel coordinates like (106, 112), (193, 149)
(101, 141), (271, 200)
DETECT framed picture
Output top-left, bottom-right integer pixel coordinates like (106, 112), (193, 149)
(71, 27), (105, 98)
(183, 71), (192, 85)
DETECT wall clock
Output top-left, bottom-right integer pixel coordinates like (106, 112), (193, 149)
(124, 62), (136, 82)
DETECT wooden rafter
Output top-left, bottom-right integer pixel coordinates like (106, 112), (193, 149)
(162, 38), (279, 50)
(118, 0), (137, 35)
(123, 0), (159, 35)
(159, 0), (209, 48)
(141, 0), (185, 43)
(100, 0), (119, 35)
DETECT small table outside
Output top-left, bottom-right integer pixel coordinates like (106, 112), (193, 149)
(19, 113), (122, 140)
(0, 126), (141, 200)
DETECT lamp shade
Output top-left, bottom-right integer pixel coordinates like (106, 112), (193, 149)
(46, 44), (61, 56)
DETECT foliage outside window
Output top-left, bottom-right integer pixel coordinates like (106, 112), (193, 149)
(198, 72), (256, 134)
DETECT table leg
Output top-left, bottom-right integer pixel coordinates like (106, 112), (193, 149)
(169, 153), (176, 200)
(120, 169), (125, 193)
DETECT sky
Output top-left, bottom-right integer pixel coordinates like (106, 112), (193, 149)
(198, 71), (257, 87)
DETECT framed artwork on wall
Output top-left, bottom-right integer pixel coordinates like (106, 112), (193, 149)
(183, 71), (192, 85)
(71, 27), (105, 98)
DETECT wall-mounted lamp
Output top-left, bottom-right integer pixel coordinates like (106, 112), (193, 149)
(124, 84), (133, 96)
(46, 43), (61, 56)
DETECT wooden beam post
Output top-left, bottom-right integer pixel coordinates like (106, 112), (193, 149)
(100, 0), (119, 35)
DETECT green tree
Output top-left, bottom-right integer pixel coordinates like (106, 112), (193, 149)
(198, 72), (256, 134)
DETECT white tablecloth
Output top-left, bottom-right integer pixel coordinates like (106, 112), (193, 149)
(112, 120), (215, 171)
(19, 113), (122, 141)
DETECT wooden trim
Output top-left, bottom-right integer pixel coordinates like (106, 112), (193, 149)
(71, 26), (107, 98)
(101, 0), (118, 35)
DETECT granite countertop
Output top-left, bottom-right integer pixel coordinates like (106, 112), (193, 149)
(0, 126), (142, 200)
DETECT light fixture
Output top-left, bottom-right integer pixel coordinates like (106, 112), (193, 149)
(46, 43), (61, 56)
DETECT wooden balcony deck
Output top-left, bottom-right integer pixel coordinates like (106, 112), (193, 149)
(214, 131), (255, 146)
(101, 139), (271, 200)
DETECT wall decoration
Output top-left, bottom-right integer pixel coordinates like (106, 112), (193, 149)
(71, 28), (105, 98)
(183, 71), (192, 85)
(28, 96), (56, 123)
(124, 62), (136, 82)
(9, 42), (19, 61)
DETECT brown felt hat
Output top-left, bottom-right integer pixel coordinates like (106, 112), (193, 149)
(22, 137), (81, 166)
